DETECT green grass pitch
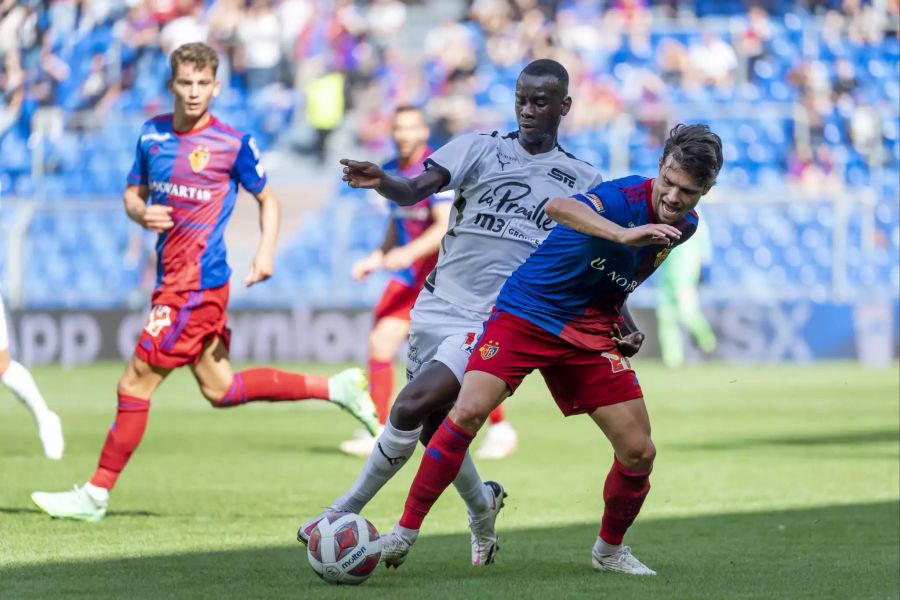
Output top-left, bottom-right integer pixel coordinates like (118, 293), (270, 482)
(0, 361), (897, 599)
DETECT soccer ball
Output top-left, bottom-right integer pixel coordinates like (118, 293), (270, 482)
(307, 512), (381, 585)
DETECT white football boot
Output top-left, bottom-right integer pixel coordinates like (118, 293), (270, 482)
(592, 545), (657, 576)
(328, 369), (379, 436)
(475, 421), (517, 460)
(31, 485), (108, 523)
(37, 410), (64, 460)
(380, 525), (417, 569)
(338, 425), (384, 458)
(298, 509), (336, 546)
(467, 481), (507, 565)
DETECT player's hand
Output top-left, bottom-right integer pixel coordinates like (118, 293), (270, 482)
(612, 324), (644, 357)
(340, 159), (386, 189)
(142, 205), (174, 232)
(245, 253), (274, 287)
(383, 247), (414, 271)
(351, 253), (383, 280)
(619, 224), (681, 247)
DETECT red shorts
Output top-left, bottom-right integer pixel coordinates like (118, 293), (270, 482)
(135, 283), (231, 369)
(373, 279), (421, 322)
(466, 310), (643, 416)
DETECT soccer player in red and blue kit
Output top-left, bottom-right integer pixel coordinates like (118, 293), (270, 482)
(378, 124), (723, 575)
(340, 106), (517, 459)
(31, 43), (378, 522)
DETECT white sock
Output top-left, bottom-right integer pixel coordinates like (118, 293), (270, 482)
(594, 536), (622, 556)
(84, 482), (110, 504)
(332, 419), (422, 513)
(453, 451), (490, 516)
(2, 360), (51, 420)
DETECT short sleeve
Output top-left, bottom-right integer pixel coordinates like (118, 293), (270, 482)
(571, 183), (631, 227)
(126, 131), (148, 186)
(430, 189), (454, 205)
(423, 132), (484, 193)
(233, 134), (268, 194)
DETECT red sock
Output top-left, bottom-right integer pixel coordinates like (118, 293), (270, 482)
(488, 405), (505, 425)
(214, 368), (330, 407)
(599, 458), (651, 545)
(368, 359), (393, 425)
(400, 417), (474, 530)
(90, 393), (151, 490)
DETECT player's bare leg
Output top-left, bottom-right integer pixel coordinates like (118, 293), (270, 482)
(191, 336), (378, 434)
(0, 348), (64, 460)
(340, 316), (409, 457)
(381, 370), (510, 567)
(588, 398), (657, 576)
(31, 356), (171, 522)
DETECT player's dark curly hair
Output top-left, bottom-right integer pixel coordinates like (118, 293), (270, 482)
(660, 124), (723, 191)
(519, 59), (569, 94)
(170, 42), (219, 77)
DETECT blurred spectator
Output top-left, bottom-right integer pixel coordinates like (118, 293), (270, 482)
(686, 31), (738, 88)
(656, 38), (688, 85)
(737, 6), (773, 81)
(0, 49), (24, 137)
(70, 52), (119, 131)
(304, 64), (346, 164)
(367, 0), (408, 48)
(236, 0), (282, 90)
(28, 41), (70, 141)
(831, 58), (859, 102)
(159, 0), (209, 56)
(850, 100), (883, 163)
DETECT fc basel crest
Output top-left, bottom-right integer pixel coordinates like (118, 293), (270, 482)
(653, 242), (674, 267)
(479, 340), (500, 360)
(188, 145), (211, 173)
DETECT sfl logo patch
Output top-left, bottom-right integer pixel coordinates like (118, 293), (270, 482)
(144, 305), (173, 337)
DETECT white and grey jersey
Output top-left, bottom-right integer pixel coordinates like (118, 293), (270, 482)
(422, 130), (603, 315)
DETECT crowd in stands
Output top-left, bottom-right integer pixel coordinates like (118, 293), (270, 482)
(0, 0), (897, 309)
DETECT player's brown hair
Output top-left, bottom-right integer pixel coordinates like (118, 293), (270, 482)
(660, 123), (724, 191)
(169, 42), (219, 77)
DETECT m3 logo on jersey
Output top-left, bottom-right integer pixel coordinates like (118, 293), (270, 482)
(479, 340), (500, 360)
(548, 168), (577, 188)
(460, 332), (479, 354)
(144, 305), (172, 337)
(188, 145), (211, 173)
(601, 351), (632, 373)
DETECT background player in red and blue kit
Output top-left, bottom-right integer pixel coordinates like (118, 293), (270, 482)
(340, 106), (517, 459)
(31, 43), (378, 522)
(378, 124), (723, 575)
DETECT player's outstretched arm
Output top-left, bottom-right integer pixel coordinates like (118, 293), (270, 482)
(123, 184), (173, 232)
(340, 159), (447, 206)
(245, 185), (279, 287)
(545, 197), (681, 246)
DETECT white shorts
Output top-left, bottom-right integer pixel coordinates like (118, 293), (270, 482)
(406, 290), (489, 384)
(0, 294), (8, 352)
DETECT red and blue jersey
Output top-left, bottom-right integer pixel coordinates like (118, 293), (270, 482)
(383, 148), (450, 287)
(127, 113), (267, 293)
(495, 176), (698, 350)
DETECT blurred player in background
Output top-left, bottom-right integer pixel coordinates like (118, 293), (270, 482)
(655, 215), (717, 367)
(377, 124), (723, 575)
(31, 43), (377, 522)
(300, 59), (604, 566)
(341, 106), (518, 460)
(0, 294), (64, 460)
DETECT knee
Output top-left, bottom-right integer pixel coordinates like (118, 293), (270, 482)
(368, 331), (392, 362)
(392, 384), (440, 427)
(449, 399), (489, 433)
(202, 379), (234, 407)
(617, 439), (656, 473)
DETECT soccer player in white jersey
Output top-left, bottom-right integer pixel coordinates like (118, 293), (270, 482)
(299, 59), (605, 565)
(0, 293), (64, 459)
